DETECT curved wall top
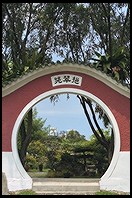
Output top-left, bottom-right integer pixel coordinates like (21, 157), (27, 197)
(2, 63), (130, 98)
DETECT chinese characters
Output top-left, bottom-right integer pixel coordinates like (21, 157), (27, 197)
(51, 74), (82, 87)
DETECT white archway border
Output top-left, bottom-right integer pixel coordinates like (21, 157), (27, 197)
(11, 88), (120, 191)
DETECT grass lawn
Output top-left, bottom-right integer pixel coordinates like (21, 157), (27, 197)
(10, 189), (129, 195)
(28, 169), (49, 178)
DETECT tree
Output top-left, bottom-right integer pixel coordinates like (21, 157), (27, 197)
(17, 108), (49, 167)
(77, 95), (114, 163)
(18, 108), (33, 167)
(65, 130), (85, 142)
(88, 132), (110, 176)
(45, 129), (110, 178)
(2, 3), (130, 84)
(27, 140), (48, 171)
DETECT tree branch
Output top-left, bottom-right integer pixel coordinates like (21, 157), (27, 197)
(77, 95), (109, 150)
(84, 97), (108, 143)
(120, 4), (130, 45)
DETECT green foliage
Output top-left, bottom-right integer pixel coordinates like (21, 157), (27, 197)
(17, 108), (48, 152)
(25, 154), (37, 170)
(2, 3), (130, 86)
(92, 51), (111, 73)
(65, 130), (85, 142)
(15, 190), (37, 195)
(17, 108), (50, 168)
(40, 129), (110, 178)
(91, 47), (129, 83)
(95, 190), (119, 195)
(27, 140), (48, 167)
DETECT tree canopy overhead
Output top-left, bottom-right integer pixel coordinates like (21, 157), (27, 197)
(2, 3), (130, 86)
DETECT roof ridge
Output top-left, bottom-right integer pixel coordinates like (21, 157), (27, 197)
(2, 62), (130, 90)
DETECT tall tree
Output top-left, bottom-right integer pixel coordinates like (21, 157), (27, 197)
(2, 3), (130, 83)
(77, 95), (114, 163)
(17, 108), (48, 167)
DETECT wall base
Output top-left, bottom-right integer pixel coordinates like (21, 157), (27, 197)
(2, 151), (130, 193)
(2, 152), (32, 192)
(100, 151), (130, 193)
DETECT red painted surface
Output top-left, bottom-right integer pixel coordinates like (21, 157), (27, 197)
(2, 71), (130, 152)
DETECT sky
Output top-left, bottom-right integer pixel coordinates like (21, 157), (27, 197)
(33, 93), (106, 140)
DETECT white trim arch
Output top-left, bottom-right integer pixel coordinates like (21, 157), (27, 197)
(11, 88), (120, 186)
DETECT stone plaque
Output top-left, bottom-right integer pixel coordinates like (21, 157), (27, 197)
(51, 74), (82, 86)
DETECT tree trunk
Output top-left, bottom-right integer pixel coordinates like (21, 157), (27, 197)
(77, 95), (114, 164)
(107, 129), (114, 163)
(19, 108), (33, 168)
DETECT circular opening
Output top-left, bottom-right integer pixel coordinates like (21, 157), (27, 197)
(12, 88), (120, 181)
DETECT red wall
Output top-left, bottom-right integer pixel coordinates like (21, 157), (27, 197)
(2, 71), (130, 152)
